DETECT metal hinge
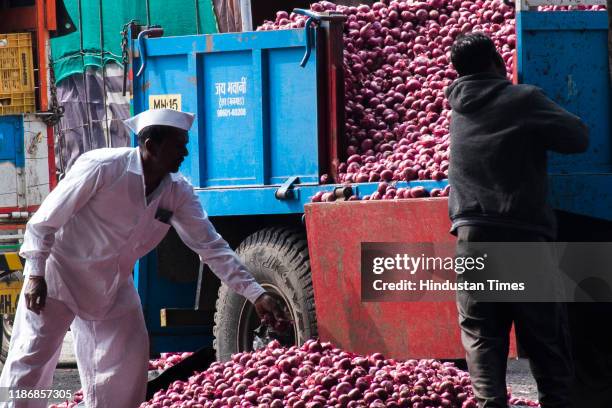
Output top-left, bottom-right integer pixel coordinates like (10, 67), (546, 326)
(275, 176), (300, 200)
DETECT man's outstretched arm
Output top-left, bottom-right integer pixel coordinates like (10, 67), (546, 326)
(170, 184), (288, 327)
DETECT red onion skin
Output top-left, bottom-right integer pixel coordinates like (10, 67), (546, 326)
(138, 340), (537, 407)
(81, 12), (552, 408)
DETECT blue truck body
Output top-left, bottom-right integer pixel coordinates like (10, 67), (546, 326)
(0, 116), (25, 168)
(517, 11), (612, 221)
(130, 10), (611, 353)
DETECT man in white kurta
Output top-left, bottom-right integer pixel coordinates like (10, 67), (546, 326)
(0, 109), (284, 407)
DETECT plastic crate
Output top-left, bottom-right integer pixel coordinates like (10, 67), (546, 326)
(0, 33), (35, 115)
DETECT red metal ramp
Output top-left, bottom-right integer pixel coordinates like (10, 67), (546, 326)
(305, 198), (517, 360)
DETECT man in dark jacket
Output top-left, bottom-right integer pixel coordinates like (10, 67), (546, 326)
(446, 33), (588, 408)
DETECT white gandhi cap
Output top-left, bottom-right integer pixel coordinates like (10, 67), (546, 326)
(124, 108), (196, 134)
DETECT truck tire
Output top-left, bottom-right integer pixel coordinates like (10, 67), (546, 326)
(214, 227), (317, 362)
(0, 315), (13, 369)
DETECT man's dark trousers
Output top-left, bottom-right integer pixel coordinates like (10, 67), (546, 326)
(455, 225), (573, 408)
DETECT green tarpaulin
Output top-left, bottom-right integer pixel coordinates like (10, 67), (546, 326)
(50, 0), (219, 83)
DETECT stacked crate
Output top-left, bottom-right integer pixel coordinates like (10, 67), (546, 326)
(0, 33), (35, 115)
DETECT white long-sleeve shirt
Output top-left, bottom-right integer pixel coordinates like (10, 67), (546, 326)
(20, 147), (265, 320)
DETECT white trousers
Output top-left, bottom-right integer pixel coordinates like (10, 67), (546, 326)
(0, 294), (149, 408)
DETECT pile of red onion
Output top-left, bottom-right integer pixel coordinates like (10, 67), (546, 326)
(311, 181), (450, 202)
(259, 1), (604, 202)
(139, 340), (539, 407)
(259, 0), (516, 190)
(49, 390), (83, 408)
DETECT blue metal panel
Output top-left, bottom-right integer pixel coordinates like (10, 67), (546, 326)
(0, 116), (24, 167)
(549, 174), (612, 221)
(517, 11), (612, 220)
(197, 180), (449, 217)
(135, 250), (213, 353)
(517, 11), (607, 30)
(143, 30), (311, 55)
(133, 29), (320, 193)
(267, 47), (319, 184)
(517, 11), (610, 174)
(139, 54), (201, 183)
(202, 50), (257, 187)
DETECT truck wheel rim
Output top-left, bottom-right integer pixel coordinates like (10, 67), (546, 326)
(236, 283), (296, 352)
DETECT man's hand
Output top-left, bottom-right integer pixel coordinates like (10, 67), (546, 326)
(24, 276), (47, 314)
(254, 293), (291, 332)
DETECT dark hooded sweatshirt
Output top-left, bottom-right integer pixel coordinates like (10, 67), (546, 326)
(446, 73), (589, 240)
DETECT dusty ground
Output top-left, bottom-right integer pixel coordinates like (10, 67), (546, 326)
(507, 358), (539, 402)
(50, 368), (81, 404)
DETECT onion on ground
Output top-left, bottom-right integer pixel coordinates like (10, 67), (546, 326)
(137, 340), (540, 407)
